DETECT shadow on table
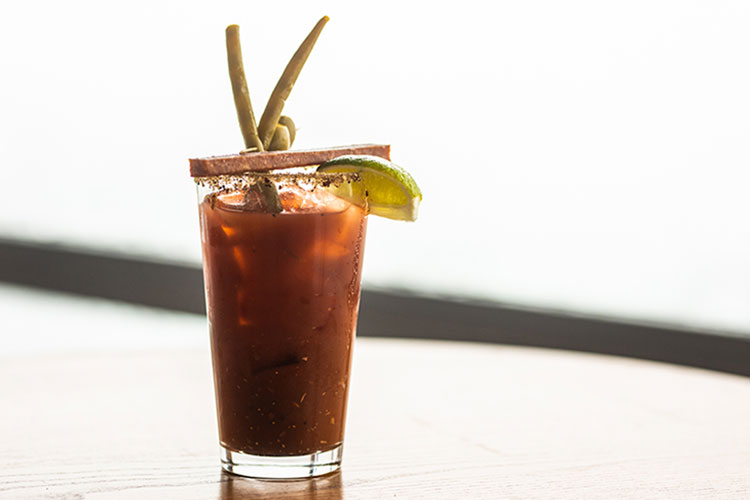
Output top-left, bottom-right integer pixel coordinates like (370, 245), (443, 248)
(219, 471), (342, 500)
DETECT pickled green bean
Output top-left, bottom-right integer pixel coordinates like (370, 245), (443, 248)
(226, 24), (282, 212)
(256, 180), (283, 213)
(268, 123), (291, 151)
(226, 25), (264, 152)
(278, 115), (296, 146)
(258, 16), (329, 149)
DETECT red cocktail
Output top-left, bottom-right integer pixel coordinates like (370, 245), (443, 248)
(197, 174), (366, 477)
(191, 14), (420, 479)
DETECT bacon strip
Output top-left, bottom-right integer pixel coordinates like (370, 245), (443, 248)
(190, 144), (391, 177)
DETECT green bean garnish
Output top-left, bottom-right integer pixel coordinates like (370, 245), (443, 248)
(226, 24), (282, 212)
(268, 123), (291, 151)
(257, 16), (329, 150)
(256, 180), (283, 213)
(278, 115), (296, 146)
(226, 25), (264, 152)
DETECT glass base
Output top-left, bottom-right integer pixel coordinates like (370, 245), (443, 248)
(220, 444), (343, 479)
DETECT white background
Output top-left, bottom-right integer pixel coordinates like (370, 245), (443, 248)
(1, 1), (749, 334)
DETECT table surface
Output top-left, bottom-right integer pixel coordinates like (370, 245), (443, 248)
(2, 328), (750, 500)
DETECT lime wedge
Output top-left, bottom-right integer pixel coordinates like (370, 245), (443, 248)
(317, 155), (422, 221)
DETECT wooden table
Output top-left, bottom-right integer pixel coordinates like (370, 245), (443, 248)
(2, 337), (749, 499)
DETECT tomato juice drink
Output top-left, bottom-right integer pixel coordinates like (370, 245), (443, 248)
(197, 175), (367, 476)
(190, 15), (419, 479)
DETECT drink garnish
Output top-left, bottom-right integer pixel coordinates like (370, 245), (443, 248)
(194, 16), (422, 222)
(224, 17), (329, 212)
(258, 16), (329, 150)
(318, 155), (422, 221)
(190, 144), (390, 177)
(225, 25), (264, 153)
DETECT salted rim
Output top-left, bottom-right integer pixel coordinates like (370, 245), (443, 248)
(194, 170), (361, 191)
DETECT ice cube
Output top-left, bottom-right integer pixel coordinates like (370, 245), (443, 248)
(214, 190), (266, 213)
(279, 185), (307, 211)
(278, 184), (350, 213)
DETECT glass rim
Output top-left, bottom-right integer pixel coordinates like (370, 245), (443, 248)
(194, 169), (361, 191)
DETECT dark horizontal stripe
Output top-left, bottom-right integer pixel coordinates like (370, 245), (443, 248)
(360, 291), (750, 377)
(0, 239), (206, 314)
(0, 238), (748, 377)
